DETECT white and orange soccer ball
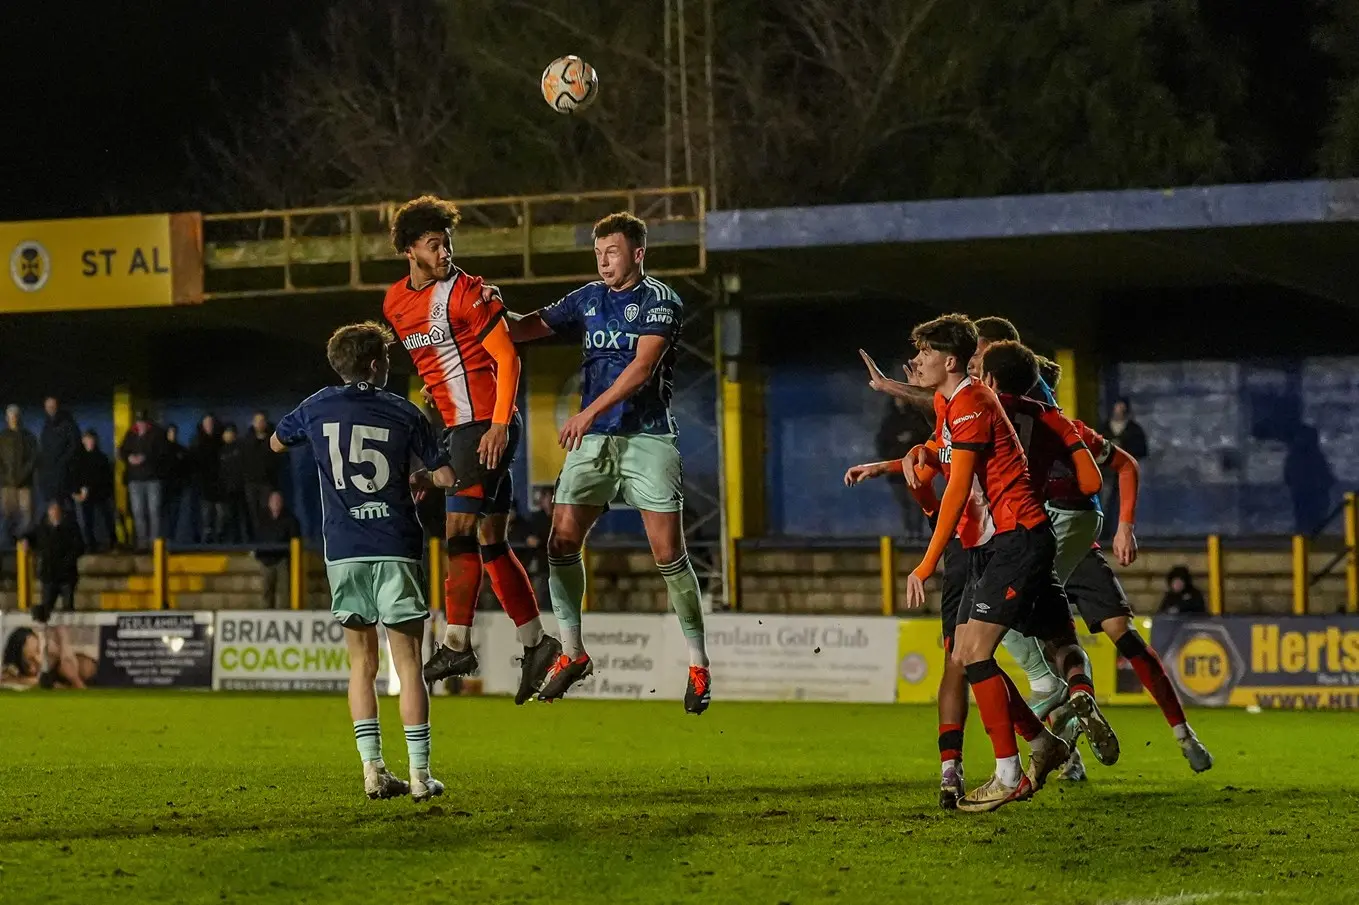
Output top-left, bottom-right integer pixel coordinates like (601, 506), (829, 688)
(541, 55), (599, 114)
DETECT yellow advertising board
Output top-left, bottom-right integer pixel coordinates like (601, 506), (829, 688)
(1, 213), (202, 313)
(896, 617), (1149, 705)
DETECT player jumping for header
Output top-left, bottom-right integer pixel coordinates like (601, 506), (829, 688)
(270, 322), (454, 802)
(383, 196), (560, 705)
(505, 212), (711, 713)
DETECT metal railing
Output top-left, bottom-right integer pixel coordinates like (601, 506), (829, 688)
(201, 186), (706, 297)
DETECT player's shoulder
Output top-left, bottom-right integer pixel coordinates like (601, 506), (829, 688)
(641, 276), (683, 307)
(952, 379), (1000, 412)
(369, 387), (425, 420)
(299, 385), (344, 410)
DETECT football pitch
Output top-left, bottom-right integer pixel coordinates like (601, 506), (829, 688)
(2, 693), (1353, 905)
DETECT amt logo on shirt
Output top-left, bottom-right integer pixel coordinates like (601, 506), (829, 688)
(585, 329), (640, 351)
(349, 501), (391, 520)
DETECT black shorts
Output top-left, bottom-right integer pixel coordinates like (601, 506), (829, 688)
(964, 524), (1071, 642)
(442, 411), (522, 516)
(940, 536), (967, 645)
(1064, 547), (1134, 633)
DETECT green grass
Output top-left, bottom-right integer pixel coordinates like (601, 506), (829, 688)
(1, 693), (1354, 905)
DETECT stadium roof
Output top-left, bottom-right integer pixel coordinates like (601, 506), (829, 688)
(706, 179), (1359, 307)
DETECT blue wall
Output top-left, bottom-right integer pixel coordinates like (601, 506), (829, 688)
(1106, 358), (1358, 537)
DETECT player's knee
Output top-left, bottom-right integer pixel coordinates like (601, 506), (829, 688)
(350, 649), (380, 683)
(1103, 617), (1133, 643)
(477, 515), (507, 546)
(547, 531), (582, 559)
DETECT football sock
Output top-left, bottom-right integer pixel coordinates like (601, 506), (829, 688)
(1059, 645), (1096, 697)
(964, 659), (1020, 779)
(998, 669), (1045, 741)
(403, 723), (431, 771)
(353, 718), (382, 764)
(1116, 630), (1189, 728)
(659, 554), (709, 667)
(444, 535), (482, 650)
(1001, 629), (1060, 695)
(549, 551), (586, 657)
(939, 722), (964, 777)
(481, 543), (543, 645)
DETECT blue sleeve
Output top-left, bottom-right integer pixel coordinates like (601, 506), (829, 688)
(411, 411), (447, 471)
(539, 285), (587, 331)
(1033, 377), (1057, 406)
(275, 402), (309, 447)
(636, 283), (682, 339)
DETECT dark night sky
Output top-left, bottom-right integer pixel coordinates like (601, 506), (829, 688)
(0, 2), (1333, 222)
(2, 2), (327, 222)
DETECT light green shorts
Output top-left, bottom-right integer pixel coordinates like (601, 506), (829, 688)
(1044, 504), (1103, 584)
(325, 559), (429, 628)
(554, 433), (684, 513)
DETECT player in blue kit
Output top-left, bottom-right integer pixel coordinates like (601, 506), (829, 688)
(505, 212), (711, 712)
(271, 321), (456, 802)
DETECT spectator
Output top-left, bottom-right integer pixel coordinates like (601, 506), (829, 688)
(28, 500), (84, 621)
(0, 404), (39, 546)
(190, 415), (223, 543)
(1158, 565), (1208, 616)
(37, 396), (80, 512)
(1100, 398), (1149, 539)
(68, 430), (117, 552)
(253, 491), (299, 609)
(161, 424), (192, 545)
(523, 486), (553, 610)
(1101, 398), (1149, 459)
(240, 410), (280, 539)
(217, 424), (248, 543)
(875, 395), (934, 539)
(119, 411), (166, 551)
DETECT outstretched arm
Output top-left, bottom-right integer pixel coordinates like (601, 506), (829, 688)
(506, 310), (556, 343)
(1108, 446), (1141, 565)
(859, 349), (934, 413)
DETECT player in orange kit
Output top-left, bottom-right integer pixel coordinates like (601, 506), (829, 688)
(382, 196), (560, 705)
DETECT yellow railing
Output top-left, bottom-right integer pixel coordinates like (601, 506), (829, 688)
(201, 186), (706, 297)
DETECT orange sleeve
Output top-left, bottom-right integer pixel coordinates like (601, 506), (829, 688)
(480, 320), (520, 425)
(909, 462), (941, 516)
(913, 449), (976, 578)
(1108, 445), (1140, 523)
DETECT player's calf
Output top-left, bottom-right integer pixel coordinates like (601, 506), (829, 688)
(1109, 621), (1212, 772)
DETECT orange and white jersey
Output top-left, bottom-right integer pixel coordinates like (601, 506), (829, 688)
(382, 268), (512, 427)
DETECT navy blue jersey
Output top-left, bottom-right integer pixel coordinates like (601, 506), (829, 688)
(275, 382), (447, 564)
(538, 275), (680, 435)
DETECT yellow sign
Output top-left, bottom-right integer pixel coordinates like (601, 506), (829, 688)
(0, 213), (202, 313)
(895, 617), (1145, 705)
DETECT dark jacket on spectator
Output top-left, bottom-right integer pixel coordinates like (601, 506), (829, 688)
(67, 446), (114, 503)
(1158, 566), (1208, 615)
(0, 426), (39, 488)
(876, 397), (934, 485)
(119, 423), (166, 483)
(38, 409), (81, 497)
(30, 517), (84, 583)
(190, 429), (223, 501)
(254, 509), (300, 566)
(219, 442), (246, 494)
(162, 435), (191, 493)
(240, 427), (280, 487)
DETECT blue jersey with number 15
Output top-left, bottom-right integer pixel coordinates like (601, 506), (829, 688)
(275, 382), (447, 564)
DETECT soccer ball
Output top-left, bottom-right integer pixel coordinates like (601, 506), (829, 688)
(541, 55), (599, 114)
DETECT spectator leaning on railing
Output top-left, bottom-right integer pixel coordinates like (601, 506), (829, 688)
(253, 490), (299, 609)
